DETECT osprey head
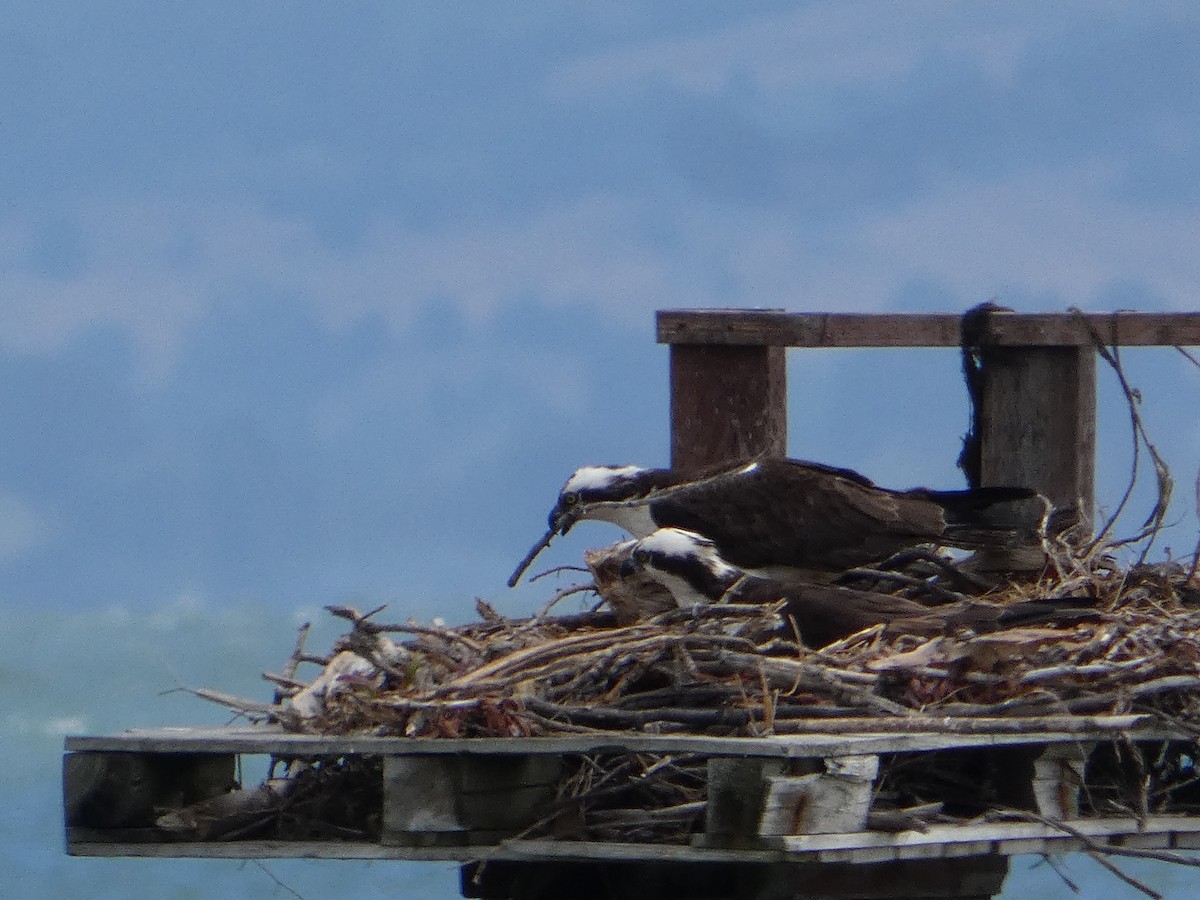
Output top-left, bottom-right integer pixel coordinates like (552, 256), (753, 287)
(548, 465), (652, 536)
(508, 464), (654, 588)
(619, 527), (741, 606)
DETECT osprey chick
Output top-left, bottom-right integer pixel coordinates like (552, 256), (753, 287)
(621, 527), (1095, 648)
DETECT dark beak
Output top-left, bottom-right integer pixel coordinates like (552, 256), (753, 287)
(618, 549), (645, 579)
(553, 507), (579, 537)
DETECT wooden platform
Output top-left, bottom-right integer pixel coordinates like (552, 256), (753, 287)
(64, 718), (1200, 865)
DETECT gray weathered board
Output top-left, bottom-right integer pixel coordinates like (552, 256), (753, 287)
(64, 719), (1200, 864)
(655, 309), (1200, 348)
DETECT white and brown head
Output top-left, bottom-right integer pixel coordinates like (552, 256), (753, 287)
(619, 527), (743, 609)
(509, 464), (675, 586)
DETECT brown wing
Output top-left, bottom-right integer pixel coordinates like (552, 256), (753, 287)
(732, 578), (934, 648)
(649, 457), (946, 570)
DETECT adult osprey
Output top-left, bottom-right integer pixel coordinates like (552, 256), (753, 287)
(508, 456), (1038, 586)
(617, 527), (1093, 648)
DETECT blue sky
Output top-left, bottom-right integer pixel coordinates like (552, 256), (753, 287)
(2, 1), (1200, 619)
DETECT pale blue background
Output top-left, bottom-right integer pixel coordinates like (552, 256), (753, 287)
(4, 3), (1200, 896)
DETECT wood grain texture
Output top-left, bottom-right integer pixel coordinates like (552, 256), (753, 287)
(669, 343), (787, 469)
(66, 822), (1200, 864)
(658, 309), (1200, 347)
(63, 716), (1161, 756)
(977, 345), (1096, 530)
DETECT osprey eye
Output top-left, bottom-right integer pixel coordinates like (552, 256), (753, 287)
(562, 492), (579, 506)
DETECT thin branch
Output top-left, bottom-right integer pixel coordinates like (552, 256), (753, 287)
(362, 621), (486, 654)
(1176, 344), (1200, 370)
(251, 860), (309, 900)
(1189, 467), (1200, 582)
(271, 622), (312, 705)
(1035, 853), (1081, 894)
(530, 565), (591, 583)
(992, 808), (1200, 897)
(536, 582), (597, 618)
(1074, 310), (1174, 563)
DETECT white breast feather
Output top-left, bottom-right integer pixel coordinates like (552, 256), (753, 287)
(585, 502), (658, 537)
(650, 566), (711, 609)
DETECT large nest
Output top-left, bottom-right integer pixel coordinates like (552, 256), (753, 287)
(236, 540), (1200, 739)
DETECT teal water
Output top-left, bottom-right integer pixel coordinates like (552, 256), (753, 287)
(5, 599), (1197, 899)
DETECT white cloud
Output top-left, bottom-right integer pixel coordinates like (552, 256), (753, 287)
(0, 195), (715, 379)
(0, 200), (213, 377)
(304, 195), (712, 332)
(0, 492), (51, 564)
(553, 1), (1135, 98)
(857, 167), (1200, 311)
(1, 159), (1195, 383)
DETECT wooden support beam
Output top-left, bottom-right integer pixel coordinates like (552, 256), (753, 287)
(383, 754), (561, 848)
(64, 751), (235, 830)
(62, 717), (1164, 756)
(1032, 743), (1093, 820)
(669, 343), (787, 470)
(382, 756), (467, 843)
(976, 345), (1097, 531)
(658, 309), (1200, 348)
(759, 755), (879, 837)
(703, 757), (787, 849)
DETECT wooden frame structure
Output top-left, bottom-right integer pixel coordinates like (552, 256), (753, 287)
(64, 308), (1200, 900)
(663, 308), (1200, 525)
(62, 721), (1200, 897)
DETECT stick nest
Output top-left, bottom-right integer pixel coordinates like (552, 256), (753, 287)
(251, 539), (1200, 738)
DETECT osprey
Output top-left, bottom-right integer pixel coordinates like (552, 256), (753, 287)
(619, 527), (1095, 648)
(508, 456), (1038, 586)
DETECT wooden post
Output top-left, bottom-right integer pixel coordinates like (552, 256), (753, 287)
(968, 312), (1097, 534)
(669, 344), (787, 470)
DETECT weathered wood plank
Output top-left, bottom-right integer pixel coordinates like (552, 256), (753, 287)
(1113, 832), (1183, 850)
(64, 752), (235, 830)
(67, 824), (1200, 865)
(382, 756), (466, 837)
(703, 757), (788, 849)
(1031, 743), (1092, 819)
(62, 716), (1164, 757)
(771, 815), (1200, 854)
(814, 846), (900, 865)
(759, 756), (879, 836)
(68, 837), (789, 863)
(657, 310), (1200, 348)
(382, 753), (562, 846)
(669, 343), (787, 469)
(975, 345), (1096, 533)
(1173, 833), (1200, 850)
(893, 840), (995, 861)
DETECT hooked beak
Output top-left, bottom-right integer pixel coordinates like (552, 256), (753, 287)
(553, 506), (579, 536)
